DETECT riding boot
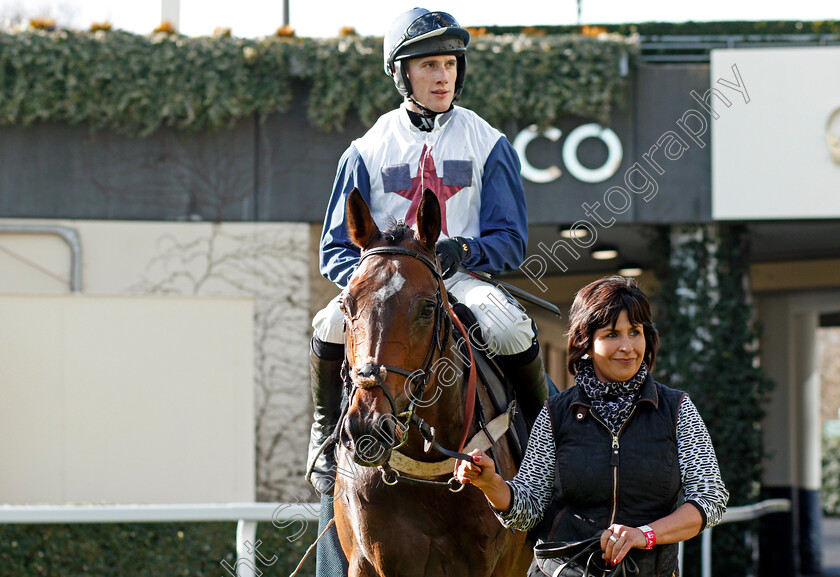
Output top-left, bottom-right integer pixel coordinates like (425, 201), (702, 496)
(306, 336), (345, 496)
(501, 341), (549, 428)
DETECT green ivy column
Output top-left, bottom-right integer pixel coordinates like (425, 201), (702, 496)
(653, 223), (773, 577)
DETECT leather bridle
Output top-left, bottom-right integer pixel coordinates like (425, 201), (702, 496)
(342, 245), (451, 453)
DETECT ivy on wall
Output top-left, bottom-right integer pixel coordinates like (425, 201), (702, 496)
(652, 224), (774, 577)
(0, 29), (635, 137)
(824, 436), (840, 516)
(483, 19), (840, 37)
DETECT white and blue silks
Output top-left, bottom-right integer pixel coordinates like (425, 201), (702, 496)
(314, 104), (534, 355)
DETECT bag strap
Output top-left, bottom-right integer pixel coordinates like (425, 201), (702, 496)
(615, 554), (640, 576)
(533, 536), (601, 559)
(535, 535), (641, 577)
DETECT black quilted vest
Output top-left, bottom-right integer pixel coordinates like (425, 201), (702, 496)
(543, 373), (686, 577)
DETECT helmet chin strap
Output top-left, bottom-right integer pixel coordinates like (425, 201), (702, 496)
(408, 95), (454, 118)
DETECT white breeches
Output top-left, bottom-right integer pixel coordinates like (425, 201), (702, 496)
(312, 271), (535, 356)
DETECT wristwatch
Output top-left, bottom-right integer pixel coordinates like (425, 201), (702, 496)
(638, 525), (656, 550)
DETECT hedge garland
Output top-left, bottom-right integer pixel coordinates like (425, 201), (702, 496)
(0, 29), (636, 137)
(483, 19), (840, 37)
(652, 224), (774, 577)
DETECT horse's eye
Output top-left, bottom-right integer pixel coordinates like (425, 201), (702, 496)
(418, 301), (437, 320)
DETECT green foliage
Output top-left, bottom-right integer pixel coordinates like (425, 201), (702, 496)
(0, 29), (635, 137)
(301, 35), (399, 131)
(0, 521), (319, 577)
(462, 34), (630, 129)
(482, 20), (840, 36)
(823, 436), (840, 516)
(652, 224), (774, 577)
(0, 30), (294, 137)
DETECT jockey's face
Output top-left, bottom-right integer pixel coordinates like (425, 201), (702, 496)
(405, 54), (457, 114)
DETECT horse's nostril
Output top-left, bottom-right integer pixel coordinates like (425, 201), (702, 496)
(376, 416), (396, 446)
(356, 435), (387, 464)
(340, 426), (353, 451)
(345, 412), (394, 466)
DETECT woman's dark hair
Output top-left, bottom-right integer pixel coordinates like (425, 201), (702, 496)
(566, 276), (659, 375)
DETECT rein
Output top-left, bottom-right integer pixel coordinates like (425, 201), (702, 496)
(342, 244), (481, 490)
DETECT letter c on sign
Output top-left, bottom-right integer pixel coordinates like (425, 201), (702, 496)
(513, 124), (563, 184)
(562, 124), (623, 184)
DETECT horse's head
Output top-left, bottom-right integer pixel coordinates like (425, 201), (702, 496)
(340, 187), (451, 467)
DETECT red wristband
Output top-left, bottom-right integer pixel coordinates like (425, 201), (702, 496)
(638, 525), (656, 549)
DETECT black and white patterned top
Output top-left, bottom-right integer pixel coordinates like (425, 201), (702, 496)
(497, 397), (729, 531)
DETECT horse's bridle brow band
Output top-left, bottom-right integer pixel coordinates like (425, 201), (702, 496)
(358, 245), (442, 279)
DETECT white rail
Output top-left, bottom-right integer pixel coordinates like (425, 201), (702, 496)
(0, 498), (791, 577)
(0, 502), (321, 577)
(698, 498), (791, 577)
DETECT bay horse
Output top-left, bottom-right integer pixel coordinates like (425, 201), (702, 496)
(331, 187), (532, 577)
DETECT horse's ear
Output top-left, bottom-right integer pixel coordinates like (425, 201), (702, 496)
(416, 189), (441, 251)
(346, 188), (381, 249)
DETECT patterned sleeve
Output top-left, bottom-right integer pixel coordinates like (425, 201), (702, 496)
(677, 396), (730, 529)
(494, 405), (556, 531)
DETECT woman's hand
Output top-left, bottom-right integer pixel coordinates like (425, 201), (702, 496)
(454, 449), (513, 511)
(600, 524), (647, 565)
(454, 449), (497, 489)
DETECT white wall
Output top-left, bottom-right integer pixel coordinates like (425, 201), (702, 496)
(0, 295), (254, 504)
(0, 220), (312, 501)
(711, 47), (840, 220)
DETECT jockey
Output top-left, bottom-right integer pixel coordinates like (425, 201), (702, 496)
(308, 7), (549, 495)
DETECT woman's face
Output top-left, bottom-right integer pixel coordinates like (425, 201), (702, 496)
(588, 309), (646, 383)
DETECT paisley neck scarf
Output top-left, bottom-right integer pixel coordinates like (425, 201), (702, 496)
(575, 359), (648, 435)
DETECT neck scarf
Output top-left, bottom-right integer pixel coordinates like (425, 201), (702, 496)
(407, 107), (437, 131)
(575, 359), (648, 435)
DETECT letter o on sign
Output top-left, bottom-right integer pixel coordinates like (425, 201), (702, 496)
(562, 124), (623, 184)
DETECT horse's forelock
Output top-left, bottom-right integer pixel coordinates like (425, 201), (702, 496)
(381, 221), (431, 255)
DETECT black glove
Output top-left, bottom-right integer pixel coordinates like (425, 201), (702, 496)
(435, 237), (471, 279)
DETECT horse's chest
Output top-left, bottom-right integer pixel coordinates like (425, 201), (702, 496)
(338, 481), (507, 575)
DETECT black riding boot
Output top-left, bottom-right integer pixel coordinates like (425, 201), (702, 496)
(501, 341), (549, 428)
(306, 337), (345, 495)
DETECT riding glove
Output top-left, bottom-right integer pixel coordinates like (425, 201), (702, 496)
(435, 237), (471, 279)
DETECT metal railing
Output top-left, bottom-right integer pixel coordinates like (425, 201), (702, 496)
(638, 34), (840, 63)
(696, 498), (791, 577)
(0, 498), (791, 577)
(0, 502), (321, 577)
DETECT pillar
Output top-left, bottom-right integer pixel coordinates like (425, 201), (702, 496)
(795, 310), (822, 575)
(161, 0), (180, 31)
(757, 294), (798, 577)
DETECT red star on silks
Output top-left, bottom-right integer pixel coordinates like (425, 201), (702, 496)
(392, 146), (465, 237)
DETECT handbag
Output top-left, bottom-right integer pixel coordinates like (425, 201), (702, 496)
(530, 536), (639, 577)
